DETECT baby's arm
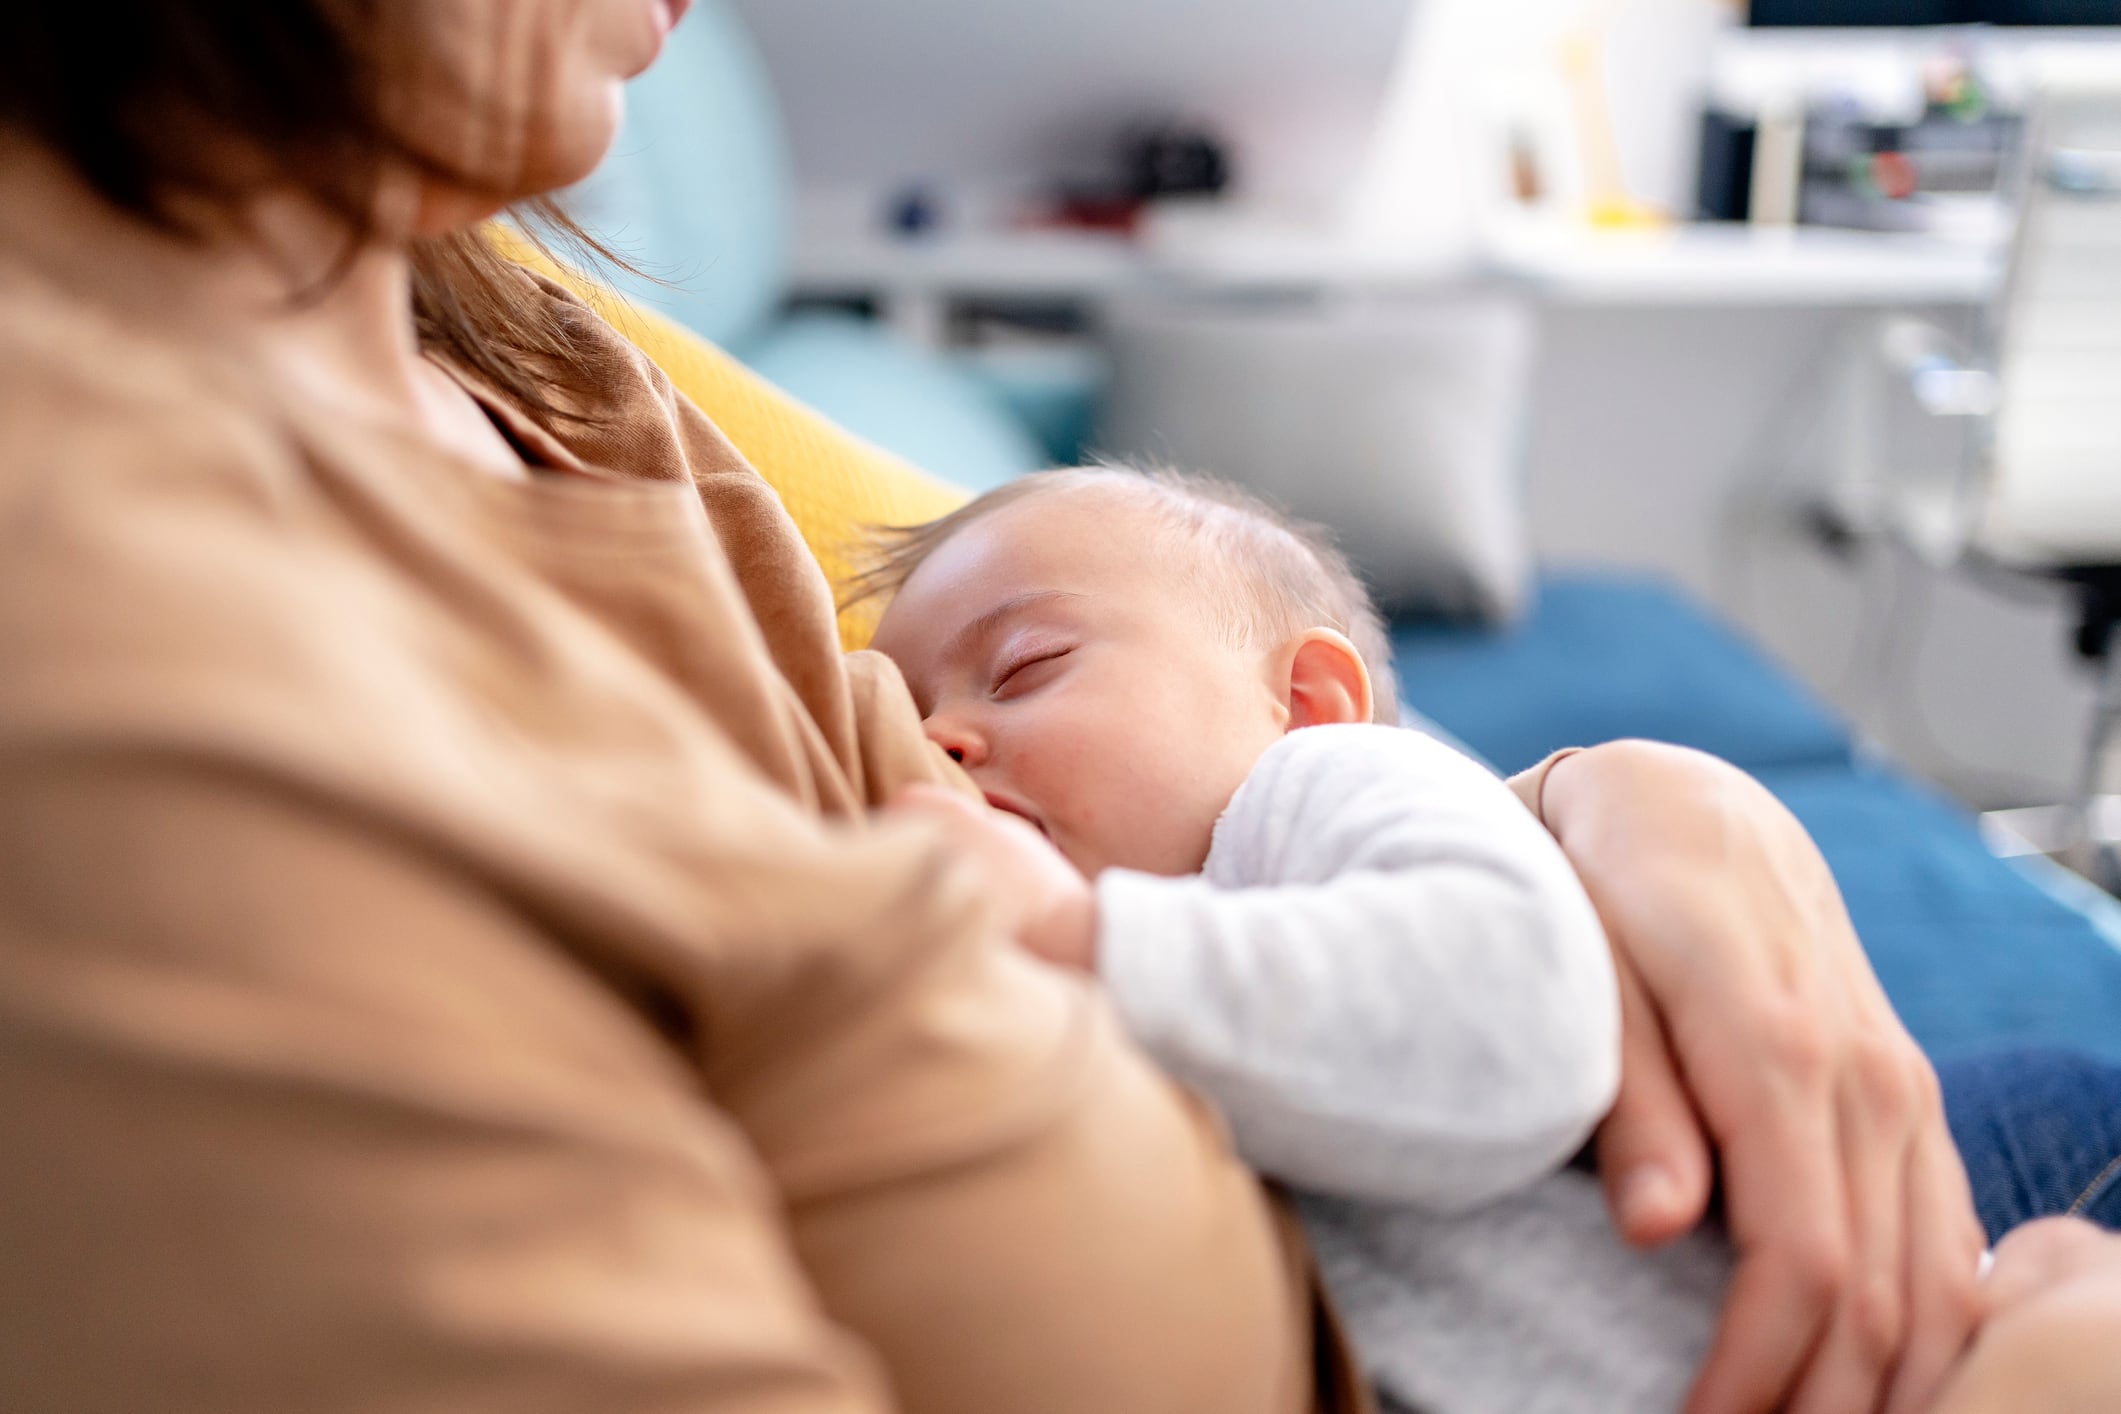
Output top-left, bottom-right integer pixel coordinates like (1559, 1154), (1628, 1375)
(1098, 723), (1619, 1212)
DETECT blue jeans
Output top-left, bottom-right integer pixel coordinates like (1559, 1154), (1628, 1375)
(1940, 1046), (2121, 1242)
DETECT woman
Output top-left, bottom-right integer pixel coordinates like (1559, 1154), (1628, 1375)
(0, 3), (2108, 1410)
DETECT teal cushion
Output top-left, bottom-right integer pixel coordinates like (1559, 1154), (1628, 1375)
(743, 313), (1047, 494)
(567, 0), (790, 350)
(947, 344), (1108, 467)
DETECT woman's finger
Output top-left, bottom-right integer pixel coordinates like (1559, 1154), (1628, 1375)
(1596, 948), (1714, 1248)
(1881, 1116), (1987, 1414)
(1786, 1035), (1915, 1414)
(1680, 1003), (1848, 1414)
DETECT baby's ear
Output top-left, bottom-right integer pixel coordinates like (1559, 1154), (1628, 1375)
(1280, 628), (1373, 730)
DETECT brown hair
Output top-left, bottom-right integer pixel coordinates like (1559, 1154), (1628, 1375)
(847, 465), (1400, 725)
(0, 3), (618, 424)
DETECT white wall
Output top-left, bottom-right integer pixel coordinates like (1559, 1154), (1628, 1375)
(728, 0), (1413, 218)
(737, 0), (1735, 238)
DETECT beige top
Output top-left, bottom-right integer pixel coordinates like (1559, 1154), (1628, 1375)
(0, 258), (1364, 1414)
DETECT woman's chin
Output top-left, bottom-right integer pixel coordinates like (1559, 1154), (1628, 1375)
(629, 0), (681, 79)
(436, 92), (623, 226)
(534, 92), (625, 196)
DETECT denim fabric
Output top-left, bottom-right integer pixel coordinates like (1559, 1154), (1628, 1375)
(1941, 1047), (2121, 1243)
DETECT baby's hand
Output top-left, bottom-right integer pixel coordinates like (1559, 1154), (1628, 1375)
(888, 784), (1098, 971)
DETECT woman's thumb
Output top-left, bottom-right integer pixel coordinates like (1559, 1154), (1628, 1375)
(1598, 958), (1716, 1248)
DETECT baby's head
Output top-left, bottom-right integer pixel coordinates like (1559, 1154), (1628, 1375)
(863, 466), (1397, 879)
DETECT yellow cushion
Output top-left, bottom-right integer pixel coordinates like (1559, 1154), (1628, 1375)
(508, 238), (970, 649)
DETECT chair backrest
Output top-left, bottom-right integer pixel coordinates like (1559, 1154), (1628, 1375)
(1978, 70), (2121, 567)
(564, 0), (792, 353)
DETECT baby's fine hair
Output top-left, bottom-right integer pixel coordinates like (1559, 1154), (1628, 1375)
(846, 464), (1399, 725)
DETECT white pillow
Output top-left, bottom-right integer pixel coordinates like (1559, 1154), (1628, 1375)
(1094, 291), (1536, 621)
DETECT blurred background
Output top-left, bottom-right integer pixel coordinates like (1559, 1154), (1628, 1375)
(574, 0), (2121, 893)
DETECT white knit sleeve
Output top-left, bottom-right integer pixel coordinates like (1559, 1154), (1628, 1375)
(1096, 724), (1618, 1211)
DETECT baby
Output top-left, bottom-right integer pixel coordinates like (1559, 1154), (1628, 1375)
(863, 466), (1725, 1413)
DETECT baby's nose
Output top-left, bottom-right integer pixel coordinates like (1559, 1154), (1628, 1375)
(923, 715), (986, 768)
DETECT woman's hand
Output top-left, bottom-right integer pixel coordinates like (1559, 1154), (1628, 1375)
(887, 784), (1098, 971)
(1527, 741), (1987, 1414)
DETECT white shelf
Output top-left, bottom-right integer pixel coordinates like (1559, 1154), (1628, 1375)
(792, 227), (1148, 301)
(788, 219), (2006, 343)
(1486, 222), (2004, 308)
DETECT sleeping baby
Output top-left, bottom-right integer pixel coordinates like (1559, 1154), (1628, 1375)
(861, 465), (1729, 1414)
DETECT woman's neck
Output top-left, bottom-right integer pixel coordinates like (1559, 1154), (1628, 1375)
(0, 142), (523, 475)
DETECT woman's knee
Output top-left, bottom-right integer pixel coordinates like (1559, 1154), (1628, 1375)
(1939, 1046), (2121, 1241)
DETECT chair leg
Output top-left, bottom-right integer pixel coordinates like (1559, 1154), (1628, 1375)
(2075, 646), (2121, 892)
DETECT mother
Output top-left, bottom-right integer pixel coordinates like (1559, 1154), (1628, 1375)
(0, 3), (2102, 1411)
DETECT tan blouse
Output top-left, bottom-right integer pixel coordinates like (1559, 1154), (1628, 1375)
(0, 259), (1364, 1413)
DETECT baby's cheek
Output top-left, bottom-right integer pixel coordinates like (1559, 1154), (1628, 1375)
(1056, 799), (1142, 878)
(1106, 795), (1211, 877)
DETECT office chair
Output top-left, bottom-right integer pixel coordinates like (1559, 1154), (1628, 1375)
(1833, 68), (2121, 879)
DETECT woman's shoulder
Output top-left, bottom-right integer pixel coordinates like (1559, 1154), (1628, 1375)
(0, 262), (317, 588)
(0, 262), (291, 517)
(0, 268), (374, 751)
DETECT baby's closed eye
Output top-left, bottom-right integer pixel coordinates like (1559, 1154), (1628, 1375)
(992, 646), (1073, 699)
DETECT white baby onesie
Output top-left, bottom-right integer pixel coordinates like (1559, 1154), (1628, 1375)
(1096, 723), (1725, 1413)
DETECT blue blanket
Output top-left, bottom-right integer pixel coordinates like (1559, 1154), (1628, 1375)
(1394, 572), (2121, 1066)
